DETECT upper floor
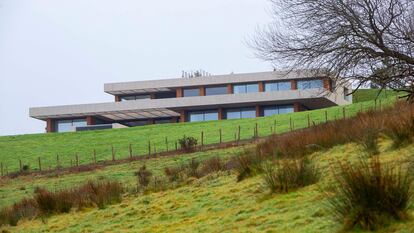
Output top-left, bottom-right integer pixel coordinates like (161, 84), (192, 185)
(104, 70), (352, 102)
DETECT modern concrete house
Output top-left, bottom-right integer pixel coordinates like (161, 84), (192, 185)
(29, 70), (352, 133)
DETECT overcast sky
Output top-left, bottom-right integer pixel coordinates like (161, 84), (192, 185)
(0, 0), (273, 136)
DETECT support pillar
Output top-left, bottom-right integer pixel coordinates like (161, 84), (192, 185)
(179, 110), (186, 122)
(291, 80), (297, 90)
(258, 82), (264, 92)
(227, 84), (233, 94)
(46, 119), (55, 133)
(176, 88), (183, 98)
(115, 96), (121, 102)
(199, 86), (205, 96)
(293, 103), (301, 112)
(323, 78), (331, 91)
(218, 108), (223, 120)
(256, 105), (261, 117)
(86, 116), (95, 125)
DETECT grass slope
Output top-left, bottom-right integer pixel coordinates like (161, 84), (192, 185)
(2, 139), (414, 232)
(0, 89), (396, 173)
(352, 88), (398, 103)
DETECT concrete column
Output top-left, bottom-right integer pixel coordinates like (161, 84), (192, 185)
(179, 110), (186, 122)
(218, 108), (223, 120)
(199, 86), (205, 96)
(227, 84), (233, 94)
(291, 80), (297, 90)
(46, 119), (55, 133)
(115, 96), (121, 102)
(293, 103), (301, 112)
(258, 82), (264, 92)
(256, 105), (261, 117)
(176, 88), (183, 97)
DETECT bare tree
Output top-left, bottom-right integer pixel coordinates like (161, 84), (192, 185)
(251, 0), (414, 102)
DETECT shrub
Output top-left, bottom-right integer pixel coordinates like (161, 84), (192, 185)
(0, 198), (38, 226)
(164, 166), (184, 182)
(186, 158), (200, 178)
(135, 165), (152, 188)
(262, 157), (319, 193)
(232, 151), (266, 182)
(178, 136), (198, 152)
(327, 157), (412, 231)
(383, 104), (414, 148)
(199, 156), (225, 176)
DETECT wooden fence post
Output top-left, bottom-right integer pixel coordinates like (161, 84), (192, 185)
(129, 143), (133, 158)
(307, 114), (311, 128)
(165, 137), (169, 152)
(19, 159), (22, 172)
(38, 157), (42, 171)
(75, 154), (79, 167)
(219, 129), (222, 143)
(148, 141), (151, 157)
(111, 146), (116, 161)
(238, 126), (241, 141)
(273, 120), (276, 134)
(325, 110), (328, 123)
(342, 107), (346, 119)
(255, 123), (258, 138)
(289, 117), (293, 131)
(93, 149), (97, 164)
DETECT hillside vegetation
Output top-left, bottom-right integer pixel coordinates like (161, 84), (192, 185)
(0, 89), (396, 173)
(1, 139), (413, 233)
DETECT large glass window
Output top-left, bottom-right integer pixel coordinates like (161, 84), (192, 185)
(265, 81), (291, 92)
(263, 105), (294, 116)
(188, 110), (218, 122)
(297, 79), (323, 90)
(233, 83), (259, 94)
(183, 88), (200, 97)
(55, 118), (87, 132)
(205, 86), (227, 96)
(225, 107), (256, 119)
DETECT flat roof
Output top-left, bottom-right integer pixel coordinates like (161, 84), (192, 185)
(104, 70), (329, 95)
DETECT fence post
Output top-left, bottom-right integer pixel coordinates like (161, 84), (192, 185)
(175, 141), (178, 151)
(238, 125), (241, 141)
(129, 143), (133, 158)
(325, 110), (328, 123)
(76, 154), (79, 167)
(274, 120), (276, 134)
(201, 131), (204, 148)
(93, 149), (97, 164)
(19, 159), (22, 172)
(38, 157), (42, 171)
(307, 114), (311, 128)
(165, 137), (169, 152)
(289, 117), (293, 131)
(255, 123), (258, 138)
(148, 141), (151, 157)
(342, 107), (346, 119)
(111, 146), (116, 161)
(219, 129), (222, 143)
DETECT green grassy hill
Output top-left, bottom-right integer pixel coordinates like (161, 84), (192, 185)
(1, 138), (413, 233)
(0, 89), (396, 173)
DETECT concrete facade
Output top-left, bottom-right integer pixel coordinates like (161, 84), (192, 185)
(29, 70), (352, 133)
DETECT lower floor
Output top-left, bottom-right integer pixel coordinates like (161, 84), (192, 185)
(46, 102), (305, 133)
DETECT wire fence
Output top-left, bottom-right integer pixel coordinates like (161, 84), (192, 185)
(0, 98), (395, 178)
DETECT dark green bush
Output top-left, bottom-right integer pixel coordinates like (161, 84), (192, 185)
(178, 136), (198, 152)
